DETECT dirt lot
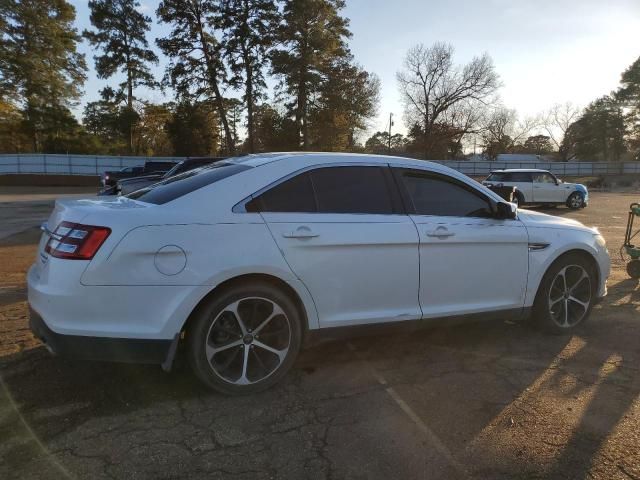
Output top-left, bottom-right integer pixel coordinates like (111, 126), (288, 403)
(1, 191), (640, 480)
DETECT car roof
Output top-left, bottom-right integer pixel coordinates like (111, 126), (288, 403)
(490, 168), (550, 173)
(226, 152), (447, 169)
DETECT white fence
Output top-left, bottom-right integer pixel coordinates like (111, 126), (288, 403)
(435, 160), (640, 176)
(1, 154), (640, 177)
(0, 154), (184, 176)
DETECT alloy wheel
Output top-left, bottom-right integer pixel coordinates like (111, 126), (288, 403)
(569, 194), (583, 208)
(205, 297), (291, 385)
(548, 265), (592, 328)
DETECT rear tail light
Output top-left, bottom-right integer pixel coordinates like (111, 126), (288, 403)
(45, 222), (111, 260)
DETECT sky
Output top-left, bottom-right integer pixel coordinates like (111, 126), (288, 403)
(70, 0), (640, 137)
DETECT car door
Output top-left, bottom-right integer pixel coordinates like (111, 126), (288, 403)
(532, 172), (558, 202)
(251, 165), (421, 328)
(392, 168), (529, 318)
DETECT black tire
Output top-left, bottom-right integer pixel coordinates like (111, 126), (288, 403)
(567, 192), (584, 209)
(532, 253), (597, 334)
(627, 259), (640, 279)
(187, 282), (303, 395)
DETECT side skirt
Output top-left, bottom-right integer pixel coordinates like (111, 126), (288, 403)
(306, 307), (531, 346)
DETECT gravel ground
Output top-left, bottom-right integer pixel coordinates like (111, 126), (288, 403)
(1, 191), (640, 480)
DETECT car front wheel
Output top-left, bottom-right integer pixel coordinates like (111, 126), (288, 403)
(187, 282), (302, 395)
(533, 253), (596, 334)
(567, 192), (584, 209)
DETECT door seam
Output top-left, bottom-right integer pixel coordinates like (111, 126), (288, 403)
(257, 211), (322, 327)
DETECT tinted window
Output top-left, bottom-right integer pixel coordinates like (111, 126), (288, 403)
(128, 163), (251, 205)
(507, 172), (532, 182)
(400, 172), (492, 217)
(310, 167), (393, 214)
(251, 166), (394, 214)
(252, 172), (316, 213)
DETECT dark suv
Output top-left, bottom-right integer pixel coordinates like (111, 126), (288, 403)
(101, 161), (176, 187)
(113, 157), (226, 196)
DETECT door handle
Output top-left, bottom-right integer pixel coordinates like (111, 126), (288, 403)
(282, 226), (319, 239)
(426, 227), (455, 238)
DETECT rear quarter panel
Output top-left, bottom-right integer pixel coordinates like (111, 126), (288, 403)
(80, 221), (320, 331)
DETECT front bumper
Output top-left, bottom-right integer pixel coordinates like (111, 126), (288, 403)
(29, 307), (172, 364)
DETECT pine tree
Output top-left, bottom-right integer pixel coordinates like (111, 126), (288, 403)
(220, 0), (279, 153)
(311, 60), (379, 150)
(271, 0), (352, 149)
(563, 96), (627, 162)
(156, 0), (236, 154)
(83, 0), (159, 153)
(0, 0), (87, 151)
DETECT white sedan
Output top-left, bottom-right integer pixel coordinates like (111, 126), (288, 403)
(28, 153), (610, 394)
(483, 169), (589, 208)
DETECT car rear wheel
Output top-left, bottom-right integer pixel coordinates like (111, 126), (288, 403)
(567, 192), (584, 209)
(187, 282), (302, 395)
(533, 254), (596, 334)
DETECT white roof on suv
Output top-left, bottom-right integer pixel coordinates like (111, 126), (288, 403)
(490, 169), (551, 173)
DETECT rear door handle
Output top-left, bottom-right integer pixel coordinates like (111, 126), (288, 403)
(282, 226), (319, 239)
(426, 227), (455, 238)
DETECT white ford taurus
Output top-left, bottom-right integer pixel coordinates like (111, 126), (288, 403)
(28, 153), (610, 394)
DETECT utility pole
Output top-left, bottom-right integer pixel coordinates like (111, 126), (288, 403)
(388, 113), (393, 154)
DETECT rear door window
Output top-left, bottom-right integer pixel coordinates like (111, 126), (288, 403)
(249, 166), (396, 215)
(311, 167), (394, 214)
(250, 172), (317, 213)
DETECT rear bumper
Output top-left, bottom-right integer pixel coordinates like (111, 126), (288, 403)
(29, 307), (172, 364)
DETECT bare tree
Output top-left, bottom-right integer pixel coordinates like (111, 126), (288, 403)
(441, 98), (488, 157)
(396, 42), (500, 158)
(481, 107), (540, 159)
(542, 102), (582, 160)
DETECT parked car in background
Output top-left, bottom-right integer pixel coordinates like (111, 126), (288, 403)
(29, 153), (609, 395)
(101, 161), (176, 187)
(100, 157), (225, 196)
(483, 169), (589, 209)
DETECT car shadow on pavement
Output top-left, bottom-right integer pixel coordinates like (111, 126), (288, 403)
(0, 314), (568, 479)
(1, 280), (639, 479)
(541, 276), (640, 479)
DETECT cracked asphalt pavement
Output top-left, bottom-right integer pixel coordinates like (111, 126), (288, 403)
(1, 190), (640, 479)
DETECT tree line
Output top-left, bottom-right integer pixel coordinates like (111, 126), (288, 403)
(1, 0), (639, 161)
(0, 0), (378, 156)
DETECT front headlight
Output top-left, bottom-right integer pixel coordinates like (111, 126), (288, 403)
(594, 234), (607, 248)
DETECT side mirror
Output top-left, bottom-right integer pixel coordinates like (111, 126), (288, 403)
(495, 202), (517, 220)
